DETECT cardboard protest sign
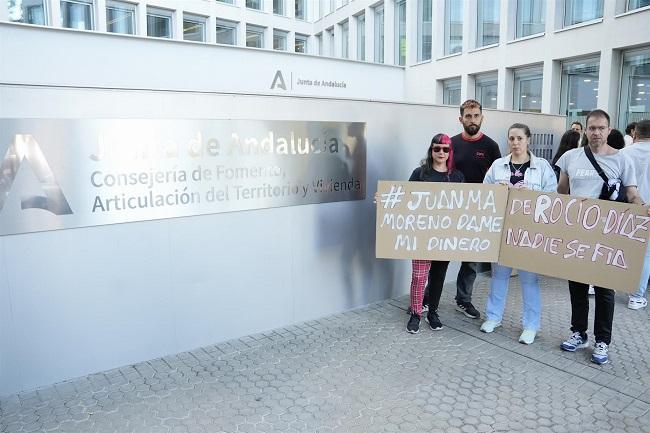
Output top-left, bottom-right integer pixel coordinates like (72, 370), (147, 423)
(376, 181), (508, 261)
(499, 189), (650, 293)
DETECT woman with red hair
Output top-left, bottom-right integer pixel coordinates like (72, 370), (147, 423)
(405, 133), (465, 334)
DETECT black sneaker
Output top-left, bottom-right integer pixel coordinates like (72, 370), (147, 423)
(406, 313), (420, 334)
(456, 302), (480, 319)
(426, 310), (443, 331)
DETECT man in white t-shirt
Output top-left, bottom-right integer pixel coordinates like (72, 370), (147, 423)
(555, 109), (644, 365)
(621, 119), (650, 310)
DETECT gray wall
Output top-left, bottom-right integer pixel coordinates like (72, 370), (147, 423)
(0, 23), (565, 396)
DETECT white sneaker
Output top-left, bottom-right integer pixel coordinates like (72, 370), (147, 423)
(480, 320), (501, 333)
(588, 285), (595, 295)
(519, 329), (536, 345)
(628, 296), (648, 310)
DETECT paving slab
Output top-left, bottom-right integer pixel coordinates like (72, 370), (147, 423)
(1, 275), (649, 433)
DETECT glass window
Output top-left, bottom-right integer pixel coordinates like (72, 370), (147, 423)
(61, 0), (94, 30)
(273, 29), (287, 50)
(563, 0), (603, 27)
(341, 20), (349, 59)
(295, 0), (306, 20)
(514, 66), (543, 112)
(216, 20), (237, 45)
(475, 73), (498, 109)
(374, 4), (384, 63)
(417, 0), (432, 62)
(477, 0), (499, 47)
(216, 0), (234, 3)
(516, 0), (545, 38)
(106, 1), (135, 35)
(273, 0), (284, 15)
(560, 58), (599, 128)
(357, 14), (365, 61)
(444, 0), (462, 55)
(618, 48), (650, 128)
(246, 0), (262, 10)
(295, 34), (308, 53)
(627, 0), (650, 10)
(443, 78), (461, 105)
(8, 0), (46, 25)
(246, 25), (264, 48)
(395, 0), (406, 65)
(147, 8), (172, 38)
(183, 15), (206, 42)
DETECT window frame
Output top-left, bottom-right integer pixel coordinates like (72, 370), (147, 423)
(146, 7), (173, 38)
(513, 66), (543, 112)
(216, 19), (238, 45)
(60, 0), (95, 30)
(106, 0), (136, 35)
(183, 13), (207, 42)
(246, 24), (265, 48)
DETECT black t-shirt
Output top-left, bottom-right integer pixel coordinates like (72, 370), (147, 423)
(451, 132), (501, 183)
(509, 161), (531, 187)
(409, 166), (465, 183)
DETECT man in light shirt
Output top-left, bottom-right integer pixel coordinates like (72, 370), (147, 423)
(556, 110), (644, 365)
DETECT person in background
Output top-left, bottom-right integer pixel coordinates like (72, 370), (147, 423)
(551, 130), (581, 181)
(480, 123), (557, 344)
(607, 129), (626, 150)
(556, 109), (644, 365)
(439, 99), (501, 320)
(624, 122), (637, 147)
(376, 134), (465, 334)
(570, 121), (583, 134)
(621, 119), (650, 310)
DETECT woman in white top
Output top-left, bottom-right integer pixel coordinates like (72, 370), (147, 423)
(480, 123), (557, 344)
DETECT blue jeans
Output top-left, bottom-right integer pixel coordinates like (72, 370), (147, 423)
(485, 263), (541, 330)
(634, 242), (650, 298)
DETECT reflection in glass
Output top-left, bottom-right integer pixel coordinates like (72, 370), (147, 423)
(560, 58), (599, 128)
(619, 49), (650, 127)
(563, 0), (603, 27)
(417, 0), (432, 61)
(61, 0), (93, 30)
(445, 0), (462, 54)
(106, 2), (135, 35)
(8, 0), (46, 24)
(477, 0), (499, 47)
(516, 0), (545, 38)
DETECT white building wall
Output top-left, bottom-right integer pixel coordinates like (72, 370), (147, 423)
(0, 21), (566, 396)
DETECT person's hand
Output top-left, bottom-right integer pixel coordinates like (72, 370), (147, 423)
(373, 191), (380, 204)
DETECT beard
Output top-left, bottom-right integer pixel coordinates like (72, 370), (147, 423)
(463, 123), (481, 136)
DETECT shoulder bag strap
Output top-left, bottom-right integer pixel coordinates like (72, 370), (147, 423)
(583, 146), (610, 183)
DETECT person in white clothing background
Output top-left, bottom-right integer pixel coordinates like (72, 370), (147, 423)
(621, 119), (650, 310)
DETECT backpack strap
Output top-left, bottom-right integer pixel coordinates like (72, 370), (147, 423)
(583, 146), (610, 184)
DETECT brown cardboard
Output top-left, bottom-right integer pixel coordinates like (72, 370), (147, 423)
(375, 181), (509, 261)
(498, 189), (650, 293)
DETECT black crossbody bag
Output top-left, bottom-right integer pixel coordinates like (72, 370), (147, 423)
(583, 146), (627, 202)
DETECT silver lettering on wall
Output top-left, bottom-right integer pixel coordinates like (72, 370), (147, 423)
(0, 120), (366, 236)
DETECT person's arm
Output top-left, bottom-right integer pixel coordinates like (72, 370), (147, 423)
(557, 171), (570, 194)
(541, 161), (558, 193)
(625, 186), (644, 205)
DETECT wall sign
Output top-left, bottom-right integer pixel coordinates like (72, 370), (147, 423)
(0, 119), (366, 235)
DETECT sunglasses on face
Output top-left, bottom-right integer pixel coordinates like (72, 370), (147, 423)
(432, 146), (450, 153)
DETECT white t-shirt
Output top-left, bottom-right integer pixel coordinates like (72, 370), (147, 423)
(621, 141), (650, 203)
(556, 147), (637, 199)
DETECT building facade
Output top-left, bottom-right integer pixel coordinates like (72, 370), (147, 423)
(3, 0), (649, 129)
